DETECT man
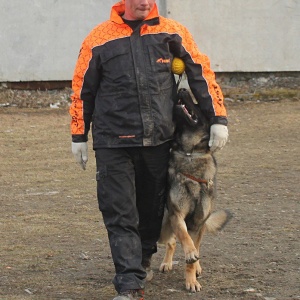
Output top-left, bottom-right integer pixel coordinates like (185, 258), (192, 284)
(70, 0), (228, 299)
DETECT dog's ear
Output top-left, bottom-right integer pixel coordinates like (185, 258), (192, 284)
(174, 89), (208, 127)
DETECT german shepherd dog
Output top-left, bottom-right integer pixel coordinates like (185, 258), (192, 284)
(159, 88), (232, 292)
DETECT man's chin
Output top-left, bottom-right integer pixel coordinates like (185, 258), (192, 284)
(136, 10), (150, 19)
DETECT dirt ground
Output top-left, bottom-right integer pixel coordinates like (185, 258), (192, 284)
(0, 98), (299, 300)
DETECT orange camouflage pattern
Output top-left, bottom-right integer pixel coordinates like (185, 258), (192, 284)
(70, 24), (132, 135)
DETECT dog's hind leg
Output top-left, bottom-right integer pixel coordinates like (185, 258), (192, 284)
(195, 260), (202, 277)
(159, 210), (177, 272)
(158, 209), (173, 244)
(159, 235), (176, 272)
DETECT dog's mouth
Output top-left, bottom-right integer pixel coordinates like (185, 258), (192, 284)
(177, 99), (198, 125)
(175, 88), (210, 128)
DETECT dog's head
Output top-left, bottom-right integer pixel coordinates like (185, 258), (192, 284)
(173, 88), (210, 154)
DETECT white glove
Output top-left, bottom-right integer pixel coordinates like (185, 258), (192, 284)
(209, 124), (228, 152)
(72, 142), (88, 170)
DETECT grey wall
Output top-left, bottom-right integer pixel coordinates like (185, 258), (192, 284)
(165, 0), (300, 72)
(0, 0), (116, 81)
(0, 0), (299, 82)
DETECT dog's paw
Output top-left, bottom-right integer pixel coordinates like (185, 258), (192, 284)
(185, 260), (202, 292)
(159, 262), (173, 273)
(185, 250), (199, 264)
(195, 260), (202, 277)
(186, 279), (202, 293)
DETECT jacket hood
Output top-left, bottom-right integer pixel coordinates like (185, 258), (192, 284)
(110, 0), (159, 24)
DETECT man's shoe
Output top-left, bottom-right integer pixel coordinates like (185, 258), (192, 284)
(113, 289), (144, 300)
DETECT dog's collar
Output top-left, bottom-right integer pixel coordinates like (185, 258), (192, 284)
(172, 150), (213, 186)
(173, 150), (208, 158)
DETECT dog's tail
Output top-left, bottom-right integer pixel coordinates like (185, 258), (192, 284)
(205, 209), (232, 234)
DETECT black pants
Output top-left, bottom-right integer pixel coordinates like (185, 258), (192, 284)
(95, 142), (170, 293)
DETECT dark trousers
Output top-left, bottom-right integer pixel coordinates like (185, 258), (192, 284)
(95, 142), (170, 293)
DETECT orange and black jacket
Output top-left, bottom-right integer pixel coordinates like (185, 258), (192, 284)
(70, 1), (227, 148)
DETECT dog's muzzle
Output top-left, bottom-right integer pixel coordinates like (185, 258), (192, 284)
(174, 103), (198, 127)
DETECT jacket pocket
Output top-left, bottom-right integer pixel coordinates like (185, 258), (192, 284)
(147, 43), (173, 88)
(148, 43), (172, 72)
(99, 42), (134, 82)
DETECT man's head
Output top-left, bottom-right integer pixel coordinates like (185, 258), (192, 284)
(123, 0), (156, 20)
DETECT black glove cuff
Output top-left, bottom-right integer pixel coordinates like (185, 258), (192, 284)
(72, 134), (88, 143)
(209, 116), (228, 126)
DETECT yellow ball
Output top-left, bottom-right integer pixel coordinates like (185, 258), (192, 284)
(171, 57), (185, 75)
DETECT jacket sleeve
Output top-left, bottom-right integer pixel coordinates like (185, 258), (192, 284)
(174, 25), (227, 126)
(69, 34), (101, 142)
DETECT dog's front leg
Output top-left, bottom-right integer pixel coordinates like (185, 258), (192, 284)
(184, 227), (206, 291)
(170, 214), (199, 264)
(190, 227), (206, 274)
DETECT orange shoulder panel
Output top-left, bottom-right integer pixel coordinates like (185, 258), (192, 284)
(142, 17), (226, 118)
(180, 26), (227, 117)
(70, 21), (132, 136)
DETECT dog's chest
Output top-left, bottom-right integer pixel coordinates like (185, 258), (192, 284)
(170, 153), (215, 178)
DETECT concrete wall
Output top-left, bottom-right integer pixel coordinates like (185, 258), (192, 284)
(0, 0), (299, 82)
(0, 0), (116, 82)
(165, 0), (300, 72)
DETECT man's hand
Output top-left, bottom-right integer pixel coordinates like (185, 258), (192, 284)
(72, 142), (88, 170)
(209, 124), (228, 152)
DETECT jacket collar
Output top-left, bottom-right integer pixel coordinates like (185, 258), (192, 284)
(110, 0), (159, 24)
